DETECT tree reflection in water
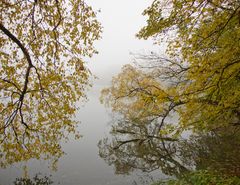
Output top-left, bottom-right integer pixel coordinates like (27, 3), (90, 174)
(98, 117), (240, 178)
(180, 128), (240, 176)
(98, 116), (190, 177)
(13, 174), (53, 185)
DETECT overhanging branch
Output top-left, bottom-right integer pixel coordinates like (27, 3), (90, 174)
(0, 22), (35, 130)
(0, 23), (33, 67)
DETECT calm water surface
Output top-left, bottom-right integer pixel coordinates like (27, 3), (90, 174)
(0, 84), (164, 185)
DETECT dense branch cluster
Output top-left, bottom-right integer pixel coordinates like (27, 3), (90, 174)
(0, 0), (101, 167)
(100, 0), (240, 175)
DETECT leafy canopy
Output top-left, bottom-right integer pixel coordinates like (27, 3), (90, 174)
(101, 0), (240, 136)
(0, 0), (101, 167)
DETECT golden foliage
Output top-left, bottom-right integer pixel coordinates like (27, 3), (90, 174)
(0, 0), (101, 167)
(101, 0), (240, 136)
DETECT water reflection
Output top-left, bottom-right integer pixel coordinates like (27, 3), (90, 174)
(0, 92), (162, 185)
(98, 116), (190, 177)
(98, 115), (240, 179)
(180, 128), (240, 176)
(13, 174), (54, 185)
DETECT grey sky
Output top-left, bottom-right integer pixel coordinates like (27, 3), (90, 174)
(85, 0), (160, 88)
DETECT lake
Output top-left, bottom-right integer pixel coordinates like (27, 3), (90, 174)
(0, 83), (165, 185)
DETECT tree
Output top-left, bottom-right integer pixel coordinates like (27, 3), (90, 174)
(137, 0), (240, 130)
(0, 0), (101, 167)
(101, 0), (240, 136)
(100, 1), (240, 177)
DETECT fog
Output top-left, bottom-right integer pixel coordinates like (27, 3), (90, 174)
(0, 1), (165, 184)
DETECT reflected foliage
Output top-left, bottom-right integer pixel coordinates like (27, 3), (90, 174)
(152, 170), (240, 185)
(99, 0), (240, 183)
(99, 118), (240, 178)
(13, 174), (53, 185)
(180, 128), (240, 176)
(98, 116), (189, 177)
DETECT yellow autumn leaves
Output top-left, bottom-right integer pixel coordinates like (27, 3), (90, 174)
(0, 0), (101, 167)
(101, 0), (240, 137)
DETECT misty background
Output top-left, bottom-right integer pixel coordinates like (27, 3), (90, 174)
(0, 1), (164, 184)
